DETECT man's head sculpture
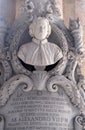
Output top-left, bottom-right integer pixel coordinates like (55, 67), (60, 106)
(29, 17), (51, 40)
(18, 17), (63, 68)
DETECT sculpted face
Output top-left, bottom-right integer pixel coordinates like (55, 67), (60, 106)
(34, 19), (48, 40)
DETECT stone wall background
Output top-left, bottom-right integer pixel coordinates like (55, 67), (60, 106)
(0, 0), (16, 26)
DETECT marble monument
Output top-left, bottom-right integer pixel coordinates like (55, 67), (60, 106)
(0, 0), (84, 130)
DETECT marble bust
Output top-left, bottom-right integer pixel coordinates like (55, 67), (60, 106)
(18, 17), (63, 68)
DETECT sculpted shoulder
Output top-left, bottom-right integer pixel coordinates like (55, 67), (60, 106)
(19, 42), (37, 52)
(18, 42), (37, 62)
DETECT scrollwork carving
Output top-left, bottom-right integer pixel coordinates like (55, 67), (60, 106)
(0, 74), (33, 106)
(74, 115), (85, 130)
(46, 75), (82, 108)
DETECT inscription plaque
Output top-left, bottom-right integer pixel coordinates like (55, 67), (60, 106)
(0, 86), (78, 130)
